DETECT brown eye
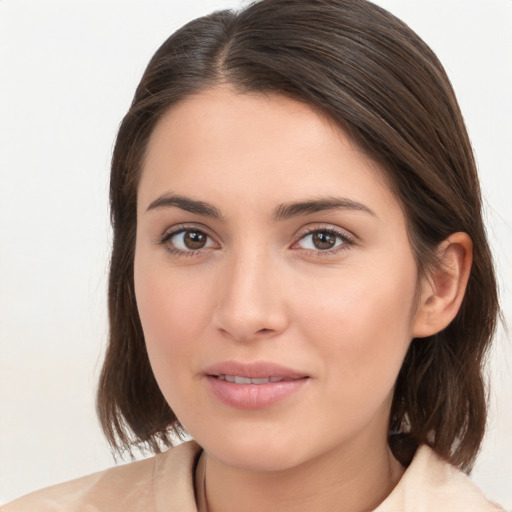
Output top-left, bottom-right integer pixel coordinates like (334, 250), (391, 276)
(162, 228), (216, 254)
(183, 230), (207, 250)
(296, 229), (350, 252)
(312, 232), (337, 250)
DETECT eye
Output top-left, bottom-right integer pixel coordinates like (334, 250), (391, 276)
(295, 227), (353, 253)
(161, 228), (217, 254)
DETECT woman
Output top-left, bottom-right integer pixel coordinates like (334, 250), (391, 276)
(4, 0), (505, 510)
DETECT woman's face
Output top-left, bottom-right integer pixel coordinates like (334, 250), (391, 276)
(134, 87), (426, 472)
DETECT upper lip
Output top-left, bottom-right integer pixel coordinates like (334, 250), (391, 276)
(203, 361), (309, 380)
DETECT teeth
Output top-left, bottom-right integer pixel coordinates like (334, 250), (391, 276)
(219, 375), (285, 384)
(251, 378), (271, 384)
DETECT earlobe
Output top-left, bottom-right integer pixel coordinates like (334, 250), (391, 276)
(412, 232), (473, 338)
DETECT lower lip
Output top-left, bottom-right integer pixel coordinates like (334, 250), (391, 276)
(205, 376), (308, 410)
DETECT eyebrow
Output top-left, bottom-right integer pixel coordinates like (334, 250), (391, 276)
(272, 197), (376, 220)
(146, 194), (375, 220)
(146, 194), (224, 219)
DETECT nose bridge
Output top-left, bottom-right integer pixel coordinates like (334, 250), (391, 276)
(213, 243), (287, 340)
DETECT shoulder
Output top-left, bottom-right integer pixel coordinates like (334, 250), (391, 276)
(2, 441), (202, 512)
(376, 445), (505, 512)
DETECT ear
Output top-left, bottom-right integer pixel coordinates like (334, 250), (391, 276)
(412, 232), (473, 338)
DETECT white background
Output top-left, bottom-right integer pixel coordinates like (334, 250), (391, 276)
(1, 0), (511, 507)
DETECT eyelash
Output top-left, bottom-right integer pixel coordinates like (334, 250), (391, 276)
(294, 225), (355, 257)
(158, 225), (355, 257)
(159, 225), (216, 258)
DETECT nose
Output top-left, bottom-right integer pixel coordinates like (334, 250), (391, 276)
(212, 249), (289, 343)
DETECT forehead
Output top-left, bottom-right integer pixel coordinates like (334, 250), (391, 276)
(139, 87), (400, 220)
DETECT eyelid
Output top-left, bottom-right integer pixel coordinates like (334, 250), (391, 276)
(291, 223), (356, 253)
(156, 223), (217, 243)
(294, 223), (355, 243)
(157, 223), (220, 255)
(155, 222), (355, 257)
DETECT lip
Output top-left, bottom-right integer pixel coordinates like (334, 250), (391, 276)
(203, 361), (308, 380)
(202, 361), (310, 410)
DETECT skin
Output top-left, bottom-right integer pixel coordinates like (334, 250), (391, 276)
(134, 87), (471, 512)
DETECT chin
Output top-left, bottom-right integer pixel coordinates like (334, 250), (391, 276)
(193, 427), (307, 473)
(213, 445), (302, 473)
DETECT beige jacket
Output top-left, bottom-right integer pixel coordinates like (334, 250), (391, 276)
(3, 441), (504, 511)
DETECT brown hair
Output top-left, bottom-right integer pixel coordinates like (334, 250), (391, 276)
(97, 0), (499, 472)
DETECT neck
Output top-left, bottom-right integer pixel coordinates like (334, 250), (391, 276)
(197, 436), (404, 512)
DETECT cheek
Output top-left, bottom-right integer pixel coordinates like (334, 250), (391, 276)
(299, 255), (417, 339)
(134, 263), (217, 433)
(133, 254), (213, 393)
(136, 274), (198, 348)
(297, 257), (417, 401)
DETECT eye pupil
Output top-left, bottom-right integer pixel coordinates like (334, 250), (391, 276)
(184, 231), (207, 249)
(313, 232), (336, 250)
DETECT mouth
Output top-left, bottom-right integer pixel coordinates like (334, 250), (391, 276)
(203, 360), (309, 381)
(214, 375), (301, 384)
(203, 361), (310, 409)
